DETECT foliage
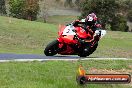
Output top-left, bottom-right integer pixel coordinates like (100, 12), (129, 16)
(110, 15), (128, 32)
(127, 10), (132, 22)
(64, 0), (73, 7)
(39, 0), (49, 23)
(79, 0), (130, 31)
(125, 0), (132, 22)
(55, 0), (60, 2)
(0, 0), (7, 15)
(80, 0), (118, 27)
(75, 0), (80, 6)
(23, 0), (39, 20)
(9, 0), (39, 20)
(117, 0), (132, 21)
(124, 0), (132, 10)
(9, 0), (25, 18)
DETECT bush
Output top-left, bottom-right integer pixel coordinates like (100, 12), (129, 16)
(9, 0), (39, 21)
(23, 0), (39, 21)
(64, 0), (73, 7)
(9, 0), (25, 18)
(79, 0), (118, 29)
(110, 15), (128, 32)
(79, 0), (129, 32)
(0, 0), (7, 15)
(127, 10), (132, 22)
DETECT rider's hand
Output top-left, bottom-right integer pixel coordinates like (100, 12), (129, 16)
(72, 21), (79, 26)
(96, 24), (102, 28)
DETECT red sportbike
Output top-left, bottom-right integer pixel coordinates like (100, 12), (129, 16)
(44, 24), (106, 57)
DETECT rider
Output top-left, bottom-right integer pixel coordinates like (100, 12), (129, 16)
(73, 12), (102, 34)
(72, 12), (102, 54)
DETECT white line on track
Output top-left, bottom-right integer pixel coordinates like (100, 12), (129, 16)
(0, 58), (130, 62)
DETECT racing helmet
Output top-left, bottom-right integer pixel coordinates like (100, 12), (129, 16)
(85, 13), (97, 24)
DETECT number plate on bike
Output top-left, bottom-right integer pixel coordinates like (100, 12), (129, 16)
(62, 26), (76, 35)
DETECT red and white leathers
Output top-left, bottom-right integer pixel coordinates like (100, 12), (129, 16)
(72, 13), (102, 43)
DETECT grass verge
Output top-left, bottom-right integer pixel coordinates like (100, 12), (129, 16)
(0, 60), (131, 88)
(0, 16), (58, 54)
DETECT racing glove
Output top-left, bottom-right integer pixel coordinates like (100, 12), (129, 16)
(72, 20), (80, 26)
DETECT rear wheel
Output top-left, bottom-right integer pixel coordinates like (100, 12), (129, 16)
(78, 43), (98, 57)
(78, 53), (87, 57)
(78, 49), (87, 57)
(44, 40), (59, 56)
(89, 43), (98, 54)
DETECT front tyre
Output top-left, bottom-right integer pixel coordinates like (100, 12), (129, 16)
(44, 40), (59, 56)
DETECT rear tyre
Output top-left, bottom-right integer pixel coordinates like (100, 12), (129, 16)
(78, 53), (87, 57)
(44, 40), (59, 56)
(89, 43), (98, 55)
(78, 43), (98, 57)
(78, 49), (87, 57)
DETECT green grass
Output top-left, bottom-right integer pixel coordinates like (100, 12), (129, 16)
(0, 16), (132, 58)
(0, 16), (58, 54)
(0, 60), (131, 88)
(91, 31), (132, 58)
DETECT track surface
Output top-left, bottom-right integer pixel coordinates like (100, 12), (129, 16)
(0, 53), (129, 61)
(0, 53), (81, 60)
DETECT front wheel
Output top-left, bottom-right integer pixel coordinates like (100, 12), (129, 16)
(44, 40), (59, 56)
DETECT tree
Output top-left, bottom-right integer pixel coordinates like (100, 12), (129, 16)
(0, 0), (7, 15)
(9, 0), (25, 18)
(127, 10), (132, 22)
(75, 0), (81, 9)
(23, 0), (39, 20)
(125, 0), (132, 22)
(110, 14), (128, 32)
(75, 0), (80, 6)
(9, 0), (39, 20)
(39, 0), (50, 23)
(64, 0), (73, 7)
(80, 0), (119, 28)
(55, 0), (60, 2)
(79, 0), (129, 31)
(117, 0), (132, 17)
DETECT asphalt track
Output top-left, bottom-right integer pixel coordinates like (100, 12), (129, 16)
(0, 53), (129, 62)
(0, 53), (80, 60)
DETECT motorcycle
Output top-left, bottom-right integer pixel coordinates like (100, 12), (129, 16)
(44, 24), (106, 57)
